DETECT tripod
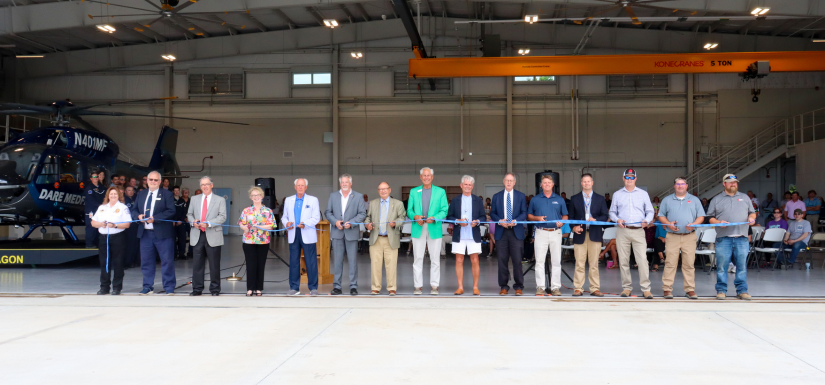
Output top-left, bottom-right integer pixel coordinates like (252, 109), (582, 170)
(523, 255), (574, 294)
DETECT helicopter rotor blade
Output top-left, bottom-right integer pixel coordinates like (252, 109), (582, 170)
(0, 110), (43, 115)
(72, 111), (252, 126)
(173, 0), (200, 13)
(88, 14), (159, 19)
(0, 103), (55, 114)
(67, 97), (179, 113)
(69, 115), (101, 132)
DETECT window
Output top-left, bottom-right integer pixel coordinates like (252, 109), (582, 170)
(36, 155), (82, 185)
(608, 74), (668, 93)
(292, 73), (331, 86)
(514, 76), (556, 83)
(393, 72), (451, 95)
(188, 73), (244, 97)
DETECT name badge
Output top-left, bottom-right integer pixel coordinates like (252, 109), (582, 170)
(552, 202), (558, 204)
(156, 198), (162, 201)
(305, 205), (310, 208)
(417, 189), (422, 193)
(115, 209), (120, 213)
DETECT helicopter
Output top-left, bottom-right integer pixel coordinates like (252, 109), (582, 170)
(0, 97), (248, 243)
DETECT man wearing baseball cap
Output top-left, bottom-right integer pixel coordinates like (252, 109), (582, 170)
(608, 168), (655, 299)
(706, 174), (757, 300)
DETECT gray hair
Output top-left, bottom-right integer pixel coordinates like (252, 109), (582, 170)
(674, 177), (687, 184)
(419, 167), (434, 175)
(339, 174), (353, 183)
(147, 170), (161, 179)
(504, 172), (517, 181)
(199, 176), (213, 185)
(294, 178), (308, 186)
(461, 175), (475, 185)
(181, 187), (190, 193)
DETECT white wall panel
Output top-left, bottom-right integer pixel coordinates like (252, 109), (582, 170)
(245, 73), (290, 98)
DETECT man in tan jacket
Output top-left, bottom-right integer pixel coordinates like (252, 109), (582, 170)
(365, 182), (407, 295)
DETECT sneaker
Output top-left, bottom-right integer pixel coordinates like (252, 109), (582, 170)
(550, 289), (562, 296)
(536, 287), (545, 296)
(737, 293), (752, 301)
(166, 291), (175, 296)
(288, 290), (300, 296)
(716, 292), (726, 300)
(139, 288), (153, 295)
(413, 287), (423, 295)
(350, 288), (358, 296)
(728, 263), (736, 273)
(310, 289), (318, 296)
(430, 287), (439, 295)
(330, 288), (342, 295)
(388, 290), (396, 296)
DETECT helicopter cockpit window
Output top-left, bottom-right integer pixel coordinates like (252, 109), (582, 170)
(52, 131), (68, 148)
(36, 155), (82, 185)
(0, 145), (44, 183)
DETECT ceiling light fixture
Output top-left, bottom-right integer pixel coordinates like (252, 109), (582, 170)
(524, 15), (538, 24)
(751, 7), (770, 16)
(518, 48), (530, 55)
(703, 43), (718, 50)
(96, 24), (116, 33)
(161, 54), (176, 61)
(323, 19), (339, 28)
(16, 55), (44, 58)
(350, 52), (363, 58)
(813, 39), (825, 43)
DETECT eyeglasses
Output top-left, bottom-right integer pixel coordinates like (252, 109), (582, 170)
(148, 178), (159, 182)
(378, 188), (390, 191)
(624, 176), (636, 180)
(675, 183), (687, 186)
(91, 175), (98, 179)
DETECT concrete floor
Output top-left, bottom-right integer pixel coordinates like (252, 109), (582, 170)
(3, 236), (825, 384)
(1, 295), (824, 384)
(1, 236), (824, 297)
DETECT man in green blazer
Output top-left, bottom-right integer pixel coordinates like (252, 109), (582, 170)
(365, 182), (407, 296)
(406, 167), (449, 295)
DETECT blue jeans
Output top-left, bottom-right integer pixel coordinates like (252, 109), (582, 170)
(715, 236), (749, 295)
(773, 241), (807, 264)
(289, 229), (318, 291)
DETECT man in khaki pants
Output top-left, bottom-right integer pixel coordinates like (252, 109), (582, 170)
(569, 174), (610, 297)
(365, 182), (407, 295)
(657, 177), (706, 299)
(609, 169), (655, 299)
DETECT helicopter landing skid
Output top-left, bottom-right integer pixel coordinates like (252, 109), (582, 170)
(15, 222), (80, 244)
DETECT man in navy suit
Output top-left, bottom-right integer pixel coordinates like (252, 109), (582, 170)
(490, 173), (528, 296)
(569, 173), (610, 297)
(131, 170), (178, 295)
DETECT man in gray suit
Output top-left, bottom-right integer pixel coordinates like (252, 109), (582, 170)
(325, 174), (367, 295)
(187, 176), (227, 296)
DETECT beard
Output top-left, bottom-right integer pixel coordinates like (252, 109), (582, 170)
(724, 185), (738, 194)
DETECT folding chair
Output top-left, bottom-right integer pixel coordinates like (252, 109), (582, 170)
(694, 228), (716, 274)
(358, 224), (371, 253)
(400, 221), (412, 255)
(747, 226), (765, 271)
(753, 228), (787, 271)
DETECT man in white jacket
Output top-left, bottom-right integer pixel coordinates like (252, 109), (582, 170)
(281, 178), (321, 295)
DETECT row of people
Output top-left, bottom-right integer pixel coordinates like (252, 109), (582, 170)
(92, 168), (757, 300)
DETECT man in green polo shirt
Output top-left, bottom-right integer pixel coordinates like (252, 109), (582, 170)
(407, 167), (449, 295)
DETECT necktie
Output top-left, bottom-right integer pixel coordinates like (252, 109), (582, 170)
(200, 195), (207, 232)
(379, 200), (388, 235)
(506, 193), (512, 221)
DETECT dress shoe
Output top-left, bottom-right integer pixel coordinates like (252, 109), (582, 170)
(550, 289), (562, 296)
(111, 290), (121, 295)
(472, 288), (480, 296)
(590, 290), (604, 297)
(620, 289), (632, 297)
(643, 291), (653, 299)
(499, 288), (508, 296)
(572, 290), (583, 296)
(330, 288), (343, 295)
(97, 289), (109, 295)
(515, 289), (523, 296)
(350, 288), (358, 296)
(454, 288), (464, 295)
(211, 292), (219, 296)
(685, 291), (698, 300)
(371, 290), (380, 295)
(189, 292), (202, 296)
(663, 291), (674, 299)
(388, 290), (397, 296)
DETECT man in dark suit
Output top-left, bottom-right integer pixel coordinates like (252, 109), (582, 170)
(131, 170), (177, 295)
(446, 175), (487, 295)
(490, 172), (528, 296)
(569, 173), (610, 297)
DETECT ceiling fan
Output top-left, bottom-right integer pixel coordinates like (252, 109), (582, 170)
(85, 0), (250, 35)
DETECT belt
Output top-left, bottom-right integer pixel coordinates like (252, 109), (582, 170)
(624, 226), (642, 230)
(672, 231), (695, 235)
(537, 227), (557, 232)
(378, 234), (388, 237)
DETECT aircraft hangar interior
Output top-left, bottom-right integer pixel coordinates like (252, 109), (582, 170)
(1, 1), (825, 384)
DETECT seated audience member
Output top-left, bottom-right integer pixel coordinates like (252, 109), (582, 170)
(775, 209), (811, 266)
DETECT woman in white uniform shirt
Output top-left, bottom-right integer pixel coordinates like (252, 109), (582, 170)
(91, 186), (133, 295)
